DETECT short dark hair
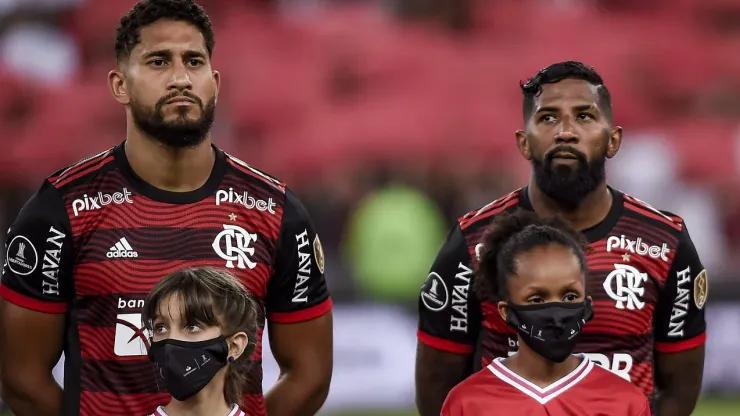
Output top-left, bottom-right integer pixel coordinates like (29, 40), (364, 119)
(520, 61), (612, 123)
(142, 267), (259, 407)
(474, 209), (590, 302)
(115, 0), (215, 63)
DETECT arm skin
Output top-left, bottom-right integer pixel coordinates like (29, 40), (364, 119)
(653, 346), (705, 416)
(266, 312), (333, 416)
(415, 343), (474, 416)
(0, 301), (65, 416)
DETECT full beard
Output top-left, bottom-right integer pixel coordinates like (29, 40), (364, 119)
(130, 94), (216, 149)
(531, 146), (606, 210)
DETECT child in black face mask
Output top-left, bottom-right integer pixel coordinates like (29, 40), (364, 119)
(142, 266), (259, 416)
(441, 210), (650, 416)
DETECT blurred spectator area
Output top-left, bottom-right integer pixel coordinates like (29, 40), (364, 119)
(1, 0), (739, 283)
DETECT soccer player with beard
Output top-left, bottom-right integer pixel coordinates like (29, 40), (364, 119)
(415, 62), (706, 416)
(0, 1), (332, 416)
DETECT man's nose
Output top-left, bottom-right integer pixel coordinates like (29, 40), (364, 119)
(555, 130), (578, 144)
(167, 64), (193, 90)
(555, 117), (578, 143)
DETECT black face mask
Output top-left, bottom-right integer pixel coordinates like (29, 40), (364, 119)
(506, 301), (594, 363)
(148, 336), (229, 401)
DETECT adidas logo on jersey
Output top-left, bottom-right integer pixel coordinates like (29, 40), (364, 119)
(107, 238), (138, 258)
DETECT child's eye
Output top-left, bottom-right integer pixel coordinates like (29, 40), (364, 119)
(563, 293), (579, 302)
(185, 325), (202, 332)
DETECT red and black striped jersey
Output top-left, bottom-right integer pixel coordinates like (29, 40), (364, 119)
(418, 187), (707, 400)
(0, 143), (332, 416)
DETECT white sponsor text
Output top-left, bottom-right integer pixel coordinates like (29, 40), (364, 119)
(216, 188), (276, 214)
(72, 188), (133, 216)
(606, 235), (670, 261)
(292, 230), (311, 303)
(668, 266), (692, 337)
(41, 226), (65, 296)
(450, 263), (472, 333)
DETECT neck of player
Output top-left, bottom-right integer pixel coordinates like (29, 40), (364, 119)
(527, 180), (612, 231)
(125, 134), (215, 193)
(163, 373), (232, 416)
(504, 339), (581, 388)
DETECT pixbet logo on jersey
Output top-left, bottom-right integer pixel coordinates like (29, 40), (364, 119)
(606, 235), (670, 261)
(72, 188), (133, 216)
(215, 188), (276, 214)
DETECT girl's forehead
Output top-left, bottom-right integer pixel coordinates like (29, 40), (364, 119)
(155, 293), (184, 321)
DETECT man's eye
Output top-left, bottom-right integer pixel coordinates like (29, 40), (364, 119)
(540, 114), (556, 122)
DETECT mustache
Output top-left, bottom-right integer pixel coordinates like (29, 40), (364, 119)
(156, 91), (203, 108)
(545, 145), (587, 164)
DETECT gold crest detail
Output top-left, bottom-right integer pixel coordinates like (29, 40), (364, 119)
(313, 235), (325, 274)
(693, 269), (707, 310)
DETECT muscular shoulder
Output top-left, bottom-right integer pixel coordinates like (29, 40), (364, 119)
(456, 189), (523, 258)
(458, 189), (522, 231)
(223, 152), (287, 194)
(46, 147), (117, 192)
(620, 192), (688, 237)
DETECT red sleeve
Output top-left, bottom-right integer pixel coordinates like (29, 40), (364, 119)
(265, 189), (331, 324)
(441, 388), (463, 416)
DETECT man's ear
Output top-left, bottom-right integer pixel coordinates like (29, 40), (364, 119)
(515, 130), (532, 161)
(109, 68), (130, 105)
(606, 126), (622, 159)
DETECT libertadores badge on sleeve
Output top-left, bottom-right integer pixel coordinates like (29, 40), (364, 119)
(693, 269), (707, 310)
(313, 235), (325, 274)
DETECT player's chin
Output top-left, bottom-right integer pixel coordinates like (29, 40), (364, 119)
(164, 111), (202, 124)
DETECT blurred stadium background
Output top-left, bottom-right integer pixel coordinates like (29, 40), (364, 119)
(1, 0), (740, 414)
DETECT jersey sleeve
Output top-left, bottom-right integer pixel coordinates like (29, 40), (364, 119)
(653, 221), (707, 352)
(417, 224), (481, 355)
(265, 188), (332, 324)
(0, 180), (74, 313)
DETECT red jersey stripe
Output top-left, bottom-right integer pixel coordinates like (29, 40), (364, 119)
(0, 283), (67, 313)
(459, 190), (519, 229)
(53, 155), (116, 188)
(417, 329), (474, 354)
(268, 298), (333, 323)
(654, 332), (706, 353)
(226, 157), (285, 193)
(623, 197), (682, 231)
(49, 148), (113, 183)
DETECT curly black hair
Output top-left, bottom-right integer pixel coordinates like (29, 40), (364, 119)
(473, 209), (590, 303)
(115, 0), (215, 63)
(520, 61), (612, 123)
